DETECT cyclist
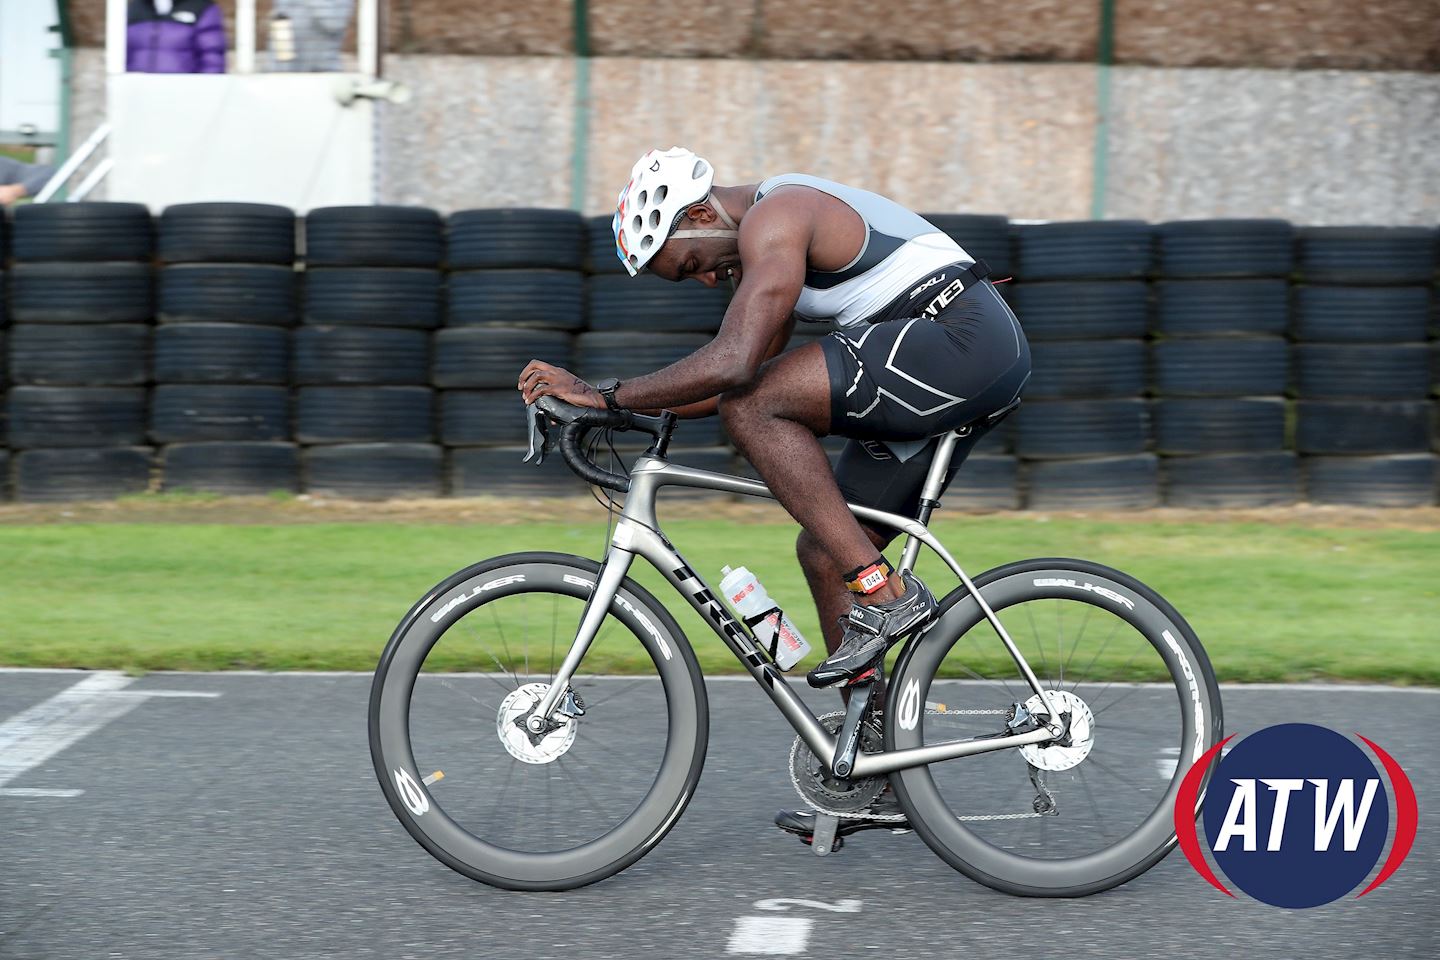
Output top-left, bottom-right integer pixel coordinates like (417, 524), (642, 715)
(518, 146), (1030, 835)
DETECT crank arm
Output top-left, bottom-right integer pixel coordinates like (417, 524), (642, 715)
(830, 675), (879, 779)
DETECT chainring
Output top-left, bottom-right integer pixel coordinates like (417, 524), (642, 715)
(788, 711), (888, 814)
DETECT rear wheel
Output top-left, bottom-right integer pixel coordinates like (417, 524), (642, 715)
(369, 552), (708, 890)
(887, 558), (1223, 896)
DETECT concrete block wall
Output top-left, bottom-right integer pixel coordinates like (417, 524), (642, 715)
(64, 49), (1440, 225)
(370, 56), (1440, 225)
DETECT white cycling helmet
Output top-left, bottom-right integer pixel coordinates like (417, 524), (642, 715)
(613, 147), (738, 276)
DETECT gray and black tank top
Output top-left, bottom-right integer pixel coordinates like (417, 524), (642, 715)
(753, 174), (973, 331)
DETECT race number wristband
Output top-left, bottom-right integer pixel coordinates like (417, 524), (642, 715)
(844, 559), (893, 595)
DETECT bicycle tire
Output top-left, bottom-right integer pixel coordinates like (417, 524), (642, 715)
(886, 557), (1223, 897)
(369, 552), (709, 891)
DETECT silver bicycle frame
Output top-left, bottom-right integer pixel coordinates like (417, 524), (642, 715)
(531, 432), (1064, 778)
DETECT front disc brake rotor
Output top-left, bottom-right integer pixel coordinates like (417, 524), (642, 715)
(1018, 689), (1095, 771)
(789, 711), (887, 813)
(497, 682), (577, 764)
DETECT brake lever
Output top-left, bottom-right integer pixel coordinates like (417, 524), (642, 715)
(523, 401), (554, 464)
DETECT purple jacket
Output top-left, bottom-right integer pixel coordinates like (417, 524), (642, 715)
(127, 0), (226, 74)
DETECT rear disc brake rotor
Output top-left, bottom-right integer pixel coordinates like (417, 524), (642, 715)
(1018, 689), (1095, 771)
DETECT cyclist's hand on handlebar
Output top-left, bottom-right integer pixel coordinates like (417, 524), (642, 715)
(518, 360), (606, 409)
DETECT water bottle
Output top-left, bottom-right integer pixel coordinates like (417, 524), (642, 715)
(719, 565), (812, 671)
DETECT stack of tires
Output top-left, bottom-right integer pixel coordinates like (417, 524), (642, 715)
(443, 209), (586, 497)
(1292, 227), (1438, 505)
(153, 203), (299, 495)
(1150, 220), (1297, 506)
(580, 214), (735, 495)
(1008, 221), (1158, 509)
(298, 206), (444, 499)
(6, 203), (154, 500)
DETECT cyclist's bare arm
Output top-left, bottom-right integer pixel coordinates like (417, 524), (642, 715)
(635, 315), (798, 418)
(609, 199), (812, 412)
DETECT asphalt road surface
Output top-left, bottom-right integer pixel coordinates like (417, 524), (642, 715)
(1, 670), (1435, 960)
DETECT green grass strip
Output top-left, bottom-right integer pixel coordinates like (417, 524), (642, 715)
(0, 516), (1434, 684)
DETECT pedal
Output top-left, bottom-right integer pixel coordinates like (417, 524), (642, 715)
(810, 813), (840, 856)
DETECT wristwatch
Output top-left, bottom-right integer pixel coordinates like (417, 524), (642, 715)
(596, 377), (624, 411)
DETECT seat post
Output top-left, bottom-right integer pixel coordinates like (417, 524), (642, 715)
(897, 429), (965, 573)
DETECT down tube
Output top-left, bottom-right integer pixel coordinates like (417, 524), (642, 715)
(624, 522), (838, 762)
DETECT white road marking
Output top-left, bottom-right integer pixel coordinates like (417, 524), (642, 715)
(727, 917), (814, 955)
(1157, 746), (1180, 779)
(0, 671), (220, 799)
(104, 690), (221, 698)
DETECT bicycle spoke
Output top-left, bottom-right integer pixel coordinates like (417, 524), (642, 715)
(435, 675), (496, 710)
(1024, 603), (1050, 684)
(548, 594), (559, 682)
(1075, 765), (1114, 843)
(1081, 641), (1152, 712)
(1083, 753), (1147, 792)
(488, 605), (523, 689)
(1067, 617), (1124, 693)
(585, 676), (658, 711)
(522, 592), (531, 680)
(957, 630), (1024, 703)
(555, 754), (618, 827)
(1059, 603), (1092, 689)
(488, 759), (518, 835)
(1088, 681), (1149, 720)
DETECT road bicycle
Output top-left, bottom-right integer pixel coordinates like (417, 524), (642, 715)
(368, 396), (1224, 895)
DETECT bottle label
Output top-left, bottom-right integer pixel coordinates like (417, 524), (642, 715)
(730, 582), (755, 604)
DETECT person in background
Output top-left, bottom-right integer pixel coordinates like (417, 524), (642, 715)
(268, 0), (355, 73)
(127, 0), (226, 74)
(0, 155), (57, 207)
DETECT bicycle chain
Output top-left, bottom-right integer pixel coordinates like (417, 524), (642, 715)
(788, 709), (1045, 823)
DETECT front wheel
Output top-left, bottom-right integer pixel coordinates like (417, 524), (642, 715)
(886, 558), (1223, 897)
(368, 552), (708, 891)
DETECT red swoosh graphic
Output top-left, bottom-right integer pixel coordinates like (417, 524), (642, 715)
(1355, 735), (1418, 898)
(1174, 734), (1235, 898)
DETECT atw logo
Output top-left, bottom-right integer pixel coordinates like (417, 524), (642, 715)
(1175, 723), (1417, 908)
(1214, 777), (1380, 853)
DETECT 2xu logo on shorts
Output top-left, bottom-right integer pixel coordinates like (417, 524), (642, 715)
(1175, 723), (1417, 908)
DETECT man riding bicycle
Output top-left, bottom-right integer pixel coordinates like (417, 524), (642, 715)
(518, 146), (1031, 835)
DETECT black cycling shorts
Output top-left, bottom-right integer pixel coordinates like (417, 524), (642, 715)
(818, 266), (1031, 520)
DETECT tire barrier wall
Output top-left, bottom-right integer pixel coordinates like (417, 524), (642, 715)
(1, 205), (1436, 506)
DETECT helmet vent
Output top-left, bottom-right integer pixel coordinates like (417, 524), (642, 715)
(648, 209), (661, 229)
(640, 235), (654, 251)
(632, 215), (643, 233)
(691, 160), (707, 179)
(637, 189), (648, 207)
(654, 185), (668, 204)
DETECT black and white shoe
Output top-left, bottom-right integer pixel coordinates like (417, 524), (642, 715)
(806, 571), (937, 688)
(774, 790), (911, 842)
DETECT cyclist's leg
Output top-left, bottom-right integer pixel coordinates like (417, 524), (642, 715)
(719, 343), (911, 605)
(796, 435), (983, 693)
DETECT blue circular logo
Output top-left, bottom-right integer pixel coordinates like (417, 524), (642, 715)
(1201, 723), (1388, 908)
